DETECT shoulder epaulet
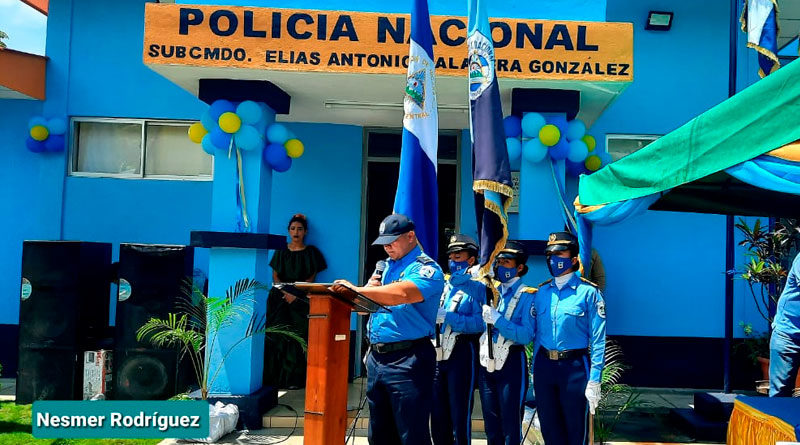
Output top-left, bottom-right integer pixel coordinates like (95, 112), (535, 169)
(523, 287), (538, 293)
(416, 255), (435, 265)
(579, 277), (599, 288)
(538, 279), (553, 287)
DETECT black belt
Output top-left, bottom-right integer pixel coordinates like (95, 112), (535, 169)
(372, 337), (429, 354)
(457, 333), (482, 342)
(540, 347), (588, 361)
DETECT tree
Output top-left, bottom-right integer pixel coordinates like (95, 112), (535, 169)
(0, 30), (8, 49)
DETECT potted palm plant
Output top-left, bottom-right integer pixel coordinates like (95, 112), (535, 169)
(136, 278), (306, 400)
(736, 218), (800, 390)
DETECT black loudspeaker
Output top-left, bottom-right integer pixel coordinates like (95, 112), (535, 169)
(17, 347), (79, 403)
(114, 244), (194, 400)
(17, 241), (112, 404)
(113, 348), (180, 400)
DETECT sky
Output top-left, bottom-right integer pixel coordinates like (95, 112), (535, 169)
(0, 0), (47, 55)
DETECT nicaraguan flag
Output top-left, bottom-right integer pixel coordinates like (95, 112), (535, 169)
(468, 0), (512, 276)
(393, 0), (439, 260)
(742, 0), (780, 77)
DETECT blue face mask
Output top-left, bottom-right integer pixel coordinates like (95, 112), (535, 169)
(547, 255), (574, 277)
(496, 265), (517, 283)
(448, 260), (470, 275)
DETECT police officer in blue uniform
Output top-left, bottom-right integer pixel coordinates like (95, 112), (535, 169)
(431, 234), (485, 445)
(332, 214), (444, 445)
(769, 251), (800, 396)
(533, 232), (606, 445)
(478, 240), (536, 445)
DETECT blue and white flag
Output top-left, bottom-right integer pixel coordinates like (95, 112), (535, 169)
(742, 0), (780, 77)
(393, 0), (439, 260)
(468, 0), (512, 277)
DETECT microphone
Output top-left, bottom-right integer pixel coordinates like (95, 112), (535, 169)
(368, 260), (387, 286)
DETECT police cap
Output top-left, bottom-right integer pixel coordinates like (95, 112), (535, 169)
(497, 240), (528, 264)
(372, 214), (415, 245)
(446, 234), (479, 255)
(545, 231), (579, 255)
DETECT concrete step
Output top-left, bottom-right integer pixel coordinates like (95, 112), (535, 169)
(668, 408), (727, 442)
(693, 392), (736, 423)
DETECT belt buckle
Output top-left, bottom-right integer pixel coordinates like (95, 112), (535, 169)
(548, 349), (559, 360)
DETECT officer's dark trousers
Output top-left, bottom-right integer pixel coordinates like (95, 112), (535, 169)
(366, 341), (435, 445)
(432, 336), (478, 445)
(769, 330), (800, 396)
(478, 345), (527, 445)
(533, 348), (590, 445)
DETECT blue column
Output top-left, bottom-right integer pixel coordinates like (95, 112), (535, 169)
(206, 105), (274, 395)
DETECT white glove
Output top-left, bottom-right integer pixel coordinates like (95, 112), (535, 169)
(585, 381), (602, 415)
(482, 305), (501, 324)
(436, 307), (447, 324)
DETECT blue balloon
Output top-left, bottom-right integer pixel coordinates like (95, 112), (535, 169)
(566, 160), (588, 177)
(25, 136), (46, 153)
(599, 152), (614, 166)
(272, 154), (292, 172)
(522, 138), (548, 163)
(264, 143), (291, 171)
(549, 139), (570, 160)
(210, 127), (232, 150)
(234, 125), (264, 151)
(44, 134), (65, 152)
(503, 116), (522, 138)
(566, 140), (589, 163)
(267, 123), (290, 144)
(236, 101), (263, 125)
(506, 137), (522, 162)
(547, 115), (569, 137)
(28, 116), (47, 130)
(47, 118), (68, 135)
(209, 99), (236, 121)
(201, 109), (217, 132)
(565, 119), (586, 142)
(201, 134), (217, 155)
(521, 112), (546, 138)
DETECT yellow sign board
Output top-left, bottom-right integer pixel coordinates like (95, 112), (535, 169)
(143, 4), (633, 82)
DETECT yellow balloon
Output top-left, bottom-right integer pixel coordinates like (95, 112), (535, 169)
(585, 155), (602, 171)
(284, 139), (305, 158)
(188, 122), (208, 143)
(582, 135), (597, 151)
(218, 112), (242, 134)
(30, 125), (49, 141)
(538, 124), (561, 147)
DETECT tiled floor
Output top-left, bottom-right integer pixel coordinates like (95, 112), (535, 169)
(0, 377), (730, 444)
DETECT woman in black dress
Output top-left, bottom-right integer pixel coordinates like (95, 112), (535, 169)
(263, 214), (327, 389)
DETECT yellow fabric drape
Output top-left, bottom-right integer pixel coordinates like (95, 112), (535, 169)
(727, 399), (797, 445)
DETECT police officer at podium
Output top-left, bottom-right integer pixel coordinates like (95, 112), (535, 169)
(332, 213), (444, 445)
(431, 234), (485, 445)
(533, 231), (607, 445)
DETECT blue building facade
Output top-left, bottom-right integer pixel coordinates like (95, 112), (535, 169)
(0, 0), (779, 389)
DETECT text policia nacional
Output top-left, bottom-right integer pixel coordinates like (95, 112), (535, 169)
(146, 8), (631, 77)
(36, 411), (202, 432)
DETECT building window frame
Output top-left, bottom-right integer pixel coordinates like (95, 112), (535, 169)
(69, 117), (214, 181)
(605, 133), (661, 161)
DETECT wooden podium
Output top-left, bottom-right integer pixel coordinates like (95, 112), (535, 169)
(275, 283), (387, 445)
